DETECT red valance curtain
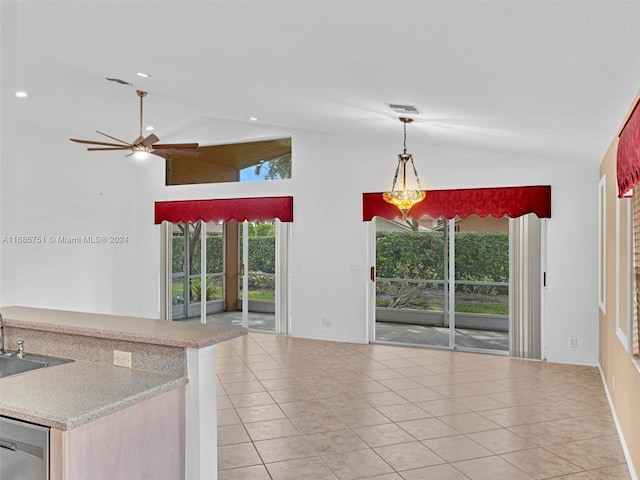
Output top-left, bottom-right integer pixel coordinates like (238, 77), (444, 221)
(617, 98), (640, 198)
(154, 196), (293, 224)
(363, 185), (551, 221)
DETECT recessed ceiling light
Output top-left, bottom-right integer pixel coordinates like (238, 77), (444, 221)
(15, 91), (28, 98)
(136, 72), (151, 78)
(249, 117), (259, 121)
(145, 125), (154, 131)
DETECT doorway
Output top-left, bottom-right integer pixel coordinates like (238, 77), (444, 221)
(166, 218), (290, 334)
(373, 215), (510, 353)
(229, 219), (289, 333)
(238, 220), (278, 332)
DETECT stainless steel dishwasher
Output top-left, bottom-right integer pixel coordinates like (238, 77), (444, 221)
(0, 416), (49, 480)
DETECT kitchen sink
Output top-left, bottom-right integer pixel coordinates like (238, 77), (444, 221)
(0, 353), (73, 379)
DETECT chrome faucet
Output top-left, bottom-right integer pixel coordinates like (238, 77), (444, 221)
(15, 340), (24, 359)
(0, 315), (25, 358)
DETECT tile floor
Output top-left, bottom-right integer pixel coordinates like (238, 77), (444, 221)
(216, 333), (631, 480)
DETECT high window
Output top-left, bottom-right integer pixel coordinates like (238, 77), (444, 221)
(165, 138), (291, 185)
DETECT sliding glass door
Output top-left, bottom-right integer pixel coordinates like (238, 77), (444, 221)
(373, 215), (510, 353)
(453, 216), (509, 351)
(238, 220), (277, 332)
(375, 217), (450, 347)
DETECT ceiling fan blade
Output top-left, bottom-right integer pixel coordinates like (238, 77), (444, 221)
(140, 133), (160, 147)
(152, 143), (199, 150)
(96, 130), (133, 146)
(87, 147), (130, 151)
(70, 138), (130, 147)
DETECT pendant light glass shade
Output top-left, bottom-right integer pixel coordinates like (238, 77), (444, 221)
(383, 117), (426, 219)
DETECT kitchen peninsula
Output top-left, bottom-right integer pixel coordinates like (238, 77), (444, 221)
(0, 306), (246, 480)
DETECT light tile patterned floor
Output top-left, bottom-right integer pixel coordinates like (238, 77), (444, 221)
(216, 333), (631, 480)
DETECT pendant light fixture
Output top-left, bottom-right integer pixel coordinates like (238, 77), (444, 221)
(382, 117), (426, 219)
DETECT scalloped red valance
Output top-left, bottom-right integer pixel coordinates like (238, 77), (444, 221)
(154, 196), (293, 224)
(363, 185), (551, 221)
(617, 98), (640, 198)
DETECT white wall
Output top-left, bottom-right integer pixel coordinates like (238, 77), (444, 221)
(1, 108), (601, 364)
(8, 126), (140, 315)
(544, 164), (600, 365)
(0, 0), (18, 306)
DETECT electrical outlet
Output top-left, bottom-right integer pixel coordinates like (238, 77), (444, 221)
(113, 350), (132, 368)
(568, 336), (578, 348)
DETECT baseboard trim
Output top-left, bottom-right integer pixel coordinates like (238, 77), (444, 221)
(545, 355), (599, 367)
(597, 364), (638, 480)
(289, 331), (366, 345)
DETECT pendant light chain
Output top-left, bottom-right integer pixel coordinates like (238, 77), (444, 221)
(403, 121), (408, 155)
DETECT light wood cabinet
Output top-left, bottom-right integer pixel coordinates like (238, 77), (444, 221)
(50, 387), (185, 480)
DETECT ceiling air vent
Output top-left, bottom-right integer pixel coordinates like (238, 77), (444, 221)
(106, 77), (133, 86)
(389, 104), (421, 114)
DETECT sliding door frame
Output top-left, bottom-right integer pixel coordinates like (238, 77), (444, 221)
(238, 219), (290, 334)
(368, 216), (545, 358)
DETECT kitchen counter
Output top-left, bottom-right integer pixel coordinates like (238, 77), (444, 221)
(0, 306), (246, 428)
(0, 305), (243, 348)
(0, 360), (186, 430)
(0, 306), (247, 480)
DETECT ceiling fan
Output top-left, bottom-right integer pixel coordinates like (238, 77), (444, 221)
(70, 90), (200, 159)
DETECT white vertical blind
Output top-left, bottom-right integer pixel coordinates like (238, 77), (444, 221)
(275, 219), (290, 335)
(509, 214), (542, 359)
(200, 220), (207, 324)
(448, 219), (456, 349)
(161, 221), (172, 321)
(242, 221), (249, 328)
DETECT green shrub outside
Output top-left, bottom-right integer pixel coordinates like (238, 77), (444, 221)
(376, 230), (509, 313)
(376, 231), (508, 282)
(173, 224), (276, 301)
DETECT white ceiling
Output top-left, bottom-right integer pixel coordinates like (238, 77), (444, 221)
(9, 0), (640, 166)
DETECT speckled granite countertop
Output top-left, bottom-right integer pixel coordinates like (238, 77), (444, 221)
(0, 306), (246, 348)
(0, 306), (246, 430)
(0, 361), (187, 430)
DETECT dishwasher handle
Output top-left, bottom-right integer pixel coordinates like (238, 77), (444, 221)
(0, 436), (44, 460)
(0, 439), (17, 451)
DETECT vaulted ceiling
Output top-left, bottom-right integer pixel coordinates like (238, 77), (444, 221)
(7, 0), (640, 168)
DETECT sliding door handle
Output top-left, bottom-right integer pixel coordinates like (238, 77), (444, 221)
(370, 266), (375, 282)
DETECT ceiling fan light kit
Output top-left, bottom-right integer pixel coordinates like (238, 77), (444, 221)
(70, 90), (200, 159)
(382, 117), (426, 219)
